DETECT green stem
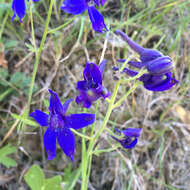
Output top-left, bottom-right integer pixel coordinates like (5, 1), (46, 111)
(70, 129), (91, 140)
(113, 81), (140, 108)
(81, 81), (121, 190)
(26, 0), (54, 115)
(0, 12), (8, 40)
(88, 81), (120, 152)
(82, 103), (99, 190)
(29, 0), (37, 54)
(81, 128), (87, 190)
(47, 16), (76, 34)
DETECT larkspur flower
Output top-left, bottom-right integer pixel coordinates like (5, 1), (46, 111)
(112, 128), (142, 149)
(30, 89), (95, 161)
(61, 0), (108, 33)
(76, 60), (110, 108)
(115, 30), (178, 91)
(12, 0), (40, 22)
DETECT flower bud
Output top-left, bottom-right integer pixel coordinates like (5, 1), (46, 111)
(147, 56), (173, 75)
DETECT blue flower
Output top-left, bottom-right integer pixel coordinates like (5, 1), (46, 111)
(115, 30), (178, 91)
(76, 60), (110, 108)
(12, 0), (40, 22)
(112, 128), (142, 149)
(61, 0), (108, 33)
(30, 89), (95, 161)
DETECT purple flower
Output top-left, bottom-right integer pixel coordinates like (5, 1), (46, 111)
(12, 0), (40, 22)
(76, 60), (110, 108)
(61, 0), (108, 33)
(30, 89), (95, 161)
(112, 128), (142, 149)
(115, 30), (178, 91)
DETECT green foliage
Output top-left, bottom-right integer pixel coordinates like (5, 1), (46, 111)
(0, 68), (38, 101)
(24, 165), (62, 190)
(63, 164), (81, 190)
(10, 71), (38, 95)
(4, 40), (19, 50)
(0, 3), (11, 19)
(0, 144), (17, 168)
(11, 113), (38, 127)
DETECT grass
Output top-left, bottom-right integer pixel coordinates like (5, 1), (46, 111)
(0, 0), (190, 189)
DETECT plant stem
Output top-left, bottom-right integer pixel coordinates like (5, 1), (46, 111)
(81, 80), (121, 190)
(26, 0), (54, 116)
(29, 0), (37, 54)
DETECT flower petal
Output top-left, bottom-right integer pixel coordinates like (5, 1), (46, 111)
(48, 89), (65, 115)
(147, 56), (173, 75)
(62, 98), (73, 115)
(77, 80), (88, 91)
(83, 101), (92, 108)
(30, 110), (49, 127)
(127, 60), (146, 69)
(117, 59), (126, 63)
(144, 73), (178, 91)
(93, 0), (99, 6)
(112, 136), (138, 149)
(122, 128), (142, 138)
(88, 6), (108, 33)
(98, 59), (106, 76)
(57, 128), (75, 161)
(140, 49), (163, 62)
(12, 0), (26, 22)
(44, 128), (57, 160)
(65, 113), (95, 129)
(60, 0), (87, 15)
(83, 62), (102, 84)
(123, 138), (138, 149)
(122, 68), (138, 77)
(100, 0), (107, 6)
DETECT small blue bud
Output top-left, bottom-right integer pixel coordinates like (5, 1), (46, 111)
(146, 56), (173, 75)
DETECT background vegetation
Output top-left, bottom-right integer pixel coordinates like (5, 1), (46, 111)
(0, 0), (190, 189)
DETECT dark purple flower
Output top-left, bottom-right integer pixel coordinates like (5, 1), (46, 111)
(61, 0), (108, 33)
(115, 30), (178, 91)
(30, 89), (95, 161)
(76, 60), (110, 108)
(12, 0), (40, 22)
(112, 128), (142, 149)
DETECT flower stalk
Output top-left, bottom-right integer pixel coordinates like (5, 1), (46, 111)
(26, 0), (54, 116)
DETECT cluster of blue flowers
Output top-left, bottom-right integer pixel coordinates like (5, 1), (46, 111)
(12, 0), (178, 160)
(12, 0), (108, 32)
(115, 30), (178, 91)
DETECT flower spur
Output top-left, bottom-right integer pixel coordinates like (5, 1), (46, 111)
(30, 89), (95, 161)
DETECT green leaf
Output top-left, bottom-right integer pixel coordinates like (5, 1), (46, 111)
(11, 113), (38, 127)
(0, 3), (11, 18)
(24, 165), (62, 190)
(25, 43), (36, 52)
(4, 40), (19, 50)
(0, 144), (17, 168)
(45, 176), (62, 190)
(0, 68), (8, 86)
(24, 165), (45, 190)
(63, 165), (81, 190)
(9, 71), (38, 95)
(0, 88), (13, 101)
